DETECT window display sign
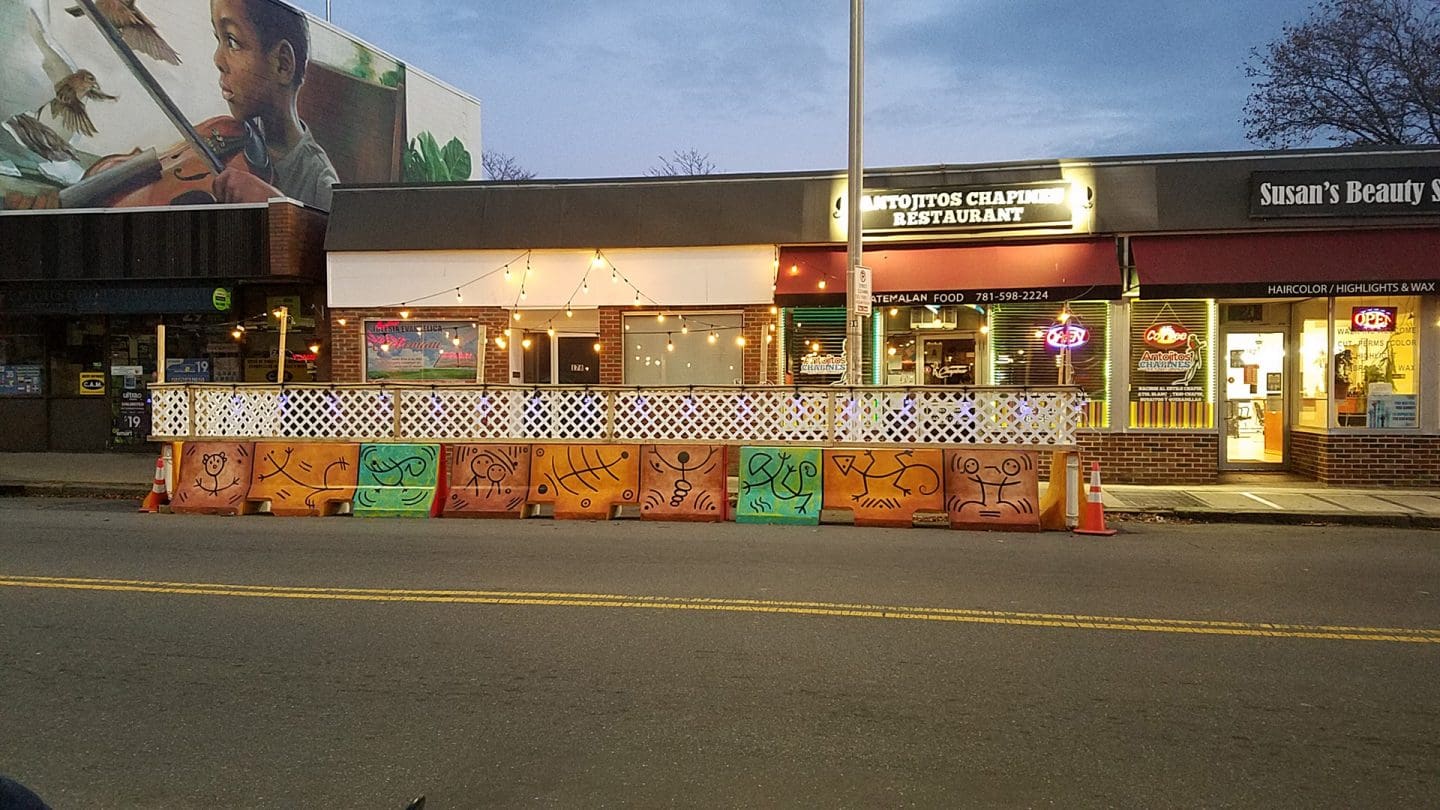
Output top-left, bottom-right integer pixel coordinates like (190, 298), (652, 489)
(1044, 323), (1089, 350)
(1129, 301), (1214, 429)
(1351, 307), (1397, 333)
(1368, 393), (1418, 428)
(0, 365), (43, 396)
(365, 320), (482, 382)
(800, 355), (847, 376)
(165, 359), (211, 383)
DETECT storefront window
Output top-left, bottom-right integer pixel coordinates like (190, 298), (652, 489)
(879, 306), (984, 386)
(624, 313), (743, 385)
(1334, 296), (1418, 428)
(1296, 298), (1329, 428)
(991, 302), (1110, 427)
(365, 320), (483, 382)
(0, 319), (45, 397)
(1127, 300), (1216, 429)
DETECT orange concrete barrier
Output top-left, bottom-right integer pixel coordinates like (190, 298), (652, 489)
(639, 445), (728, 522)
(170, 442), (254, 515)
(444, 444), (532, 518)
(943, 449), (1042, 532)
(530, 444), (640, 520)
(249, 443), (360, 516)
(822, 449), (944, 528)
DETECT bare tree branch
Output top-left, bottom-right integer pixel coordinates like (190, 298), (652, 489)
(482, 151), (537, 181)
(645, 148), (717, 177)
(1243, 0), (1440, 148)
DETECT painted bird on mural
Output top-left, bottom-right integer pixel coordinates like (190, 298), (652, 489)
(41, 70), (117, 139)
(4, 113), (77, 162)
(95, 0), (182, 65)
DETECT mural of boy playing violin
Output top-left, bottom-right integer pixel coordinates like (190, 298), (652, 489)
(209, 0), (337, 209)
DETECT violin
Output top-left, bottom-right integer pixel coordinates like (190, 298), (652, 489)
(59, 114), (273, 208)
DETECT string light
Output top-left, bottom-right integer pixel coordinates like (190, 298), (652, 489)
(592, 252), (605, 269)
(309, 343), (321, 354)
(656, 313), (666, 323)
(708, 332), (718, 344)
(455, 288), (463, 303)
(336, 318), (346, 327)
(495, 336), (507, 349)
(980, 323), (990, 335)
(582, 279), (589, 294)
(593, 341), (603, 353)
(547, 327), (556, 337)
(231, 329), (243, 340)
(513, 311), (522, 321)
(765, 334), (773, 344)
(889, 307), (898, 316)
(452, 337), (461, 347)
(566, 307), (573, 318)
(789, 265), (799, 276)
(667, 337), (675, 352)
(521, 337), (533, 350)
(380, 341), (390, 352)
(611, 268), (618, 284)
(735, 336), (747, 347)
(399, 309), (410, 319)
(769, 305), (778, 314)
(504, 265), (512, 282)
(633, 291), (641, 306)
(504, 328), (512, 337)
(681, 324), (689, 335)
(817, 280), (827, 290)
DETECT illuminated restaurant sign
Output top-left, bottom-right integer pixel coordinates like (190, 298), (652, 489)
(1045, 323), (1090, 350)
(1351, 306), (1398, 332)
(840, 181), (1079, 235)
(1143, 323), (1190, 349)
(1251, 168), (1440, 218)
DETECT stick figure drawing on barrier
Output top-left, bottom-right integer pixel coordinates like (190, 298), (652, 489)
(829, 450), (940, 507)
(947, 453), (1035, 519)
(741, 449), (819, 514)
(643, 446), (721, 513)
(196, 450), (244, 497)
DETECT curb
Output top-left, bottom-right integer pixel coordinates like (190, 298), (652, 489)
(1108, 508), (1440, 530)
(0, 483), (148, 500)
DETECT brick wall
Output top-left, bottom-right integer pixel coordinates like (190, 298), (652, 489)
(1290, 429), (1440, 487)
(1077, 430), (1220, 484)
(266, 201), (327, 278)
(328, 308), (510, 383)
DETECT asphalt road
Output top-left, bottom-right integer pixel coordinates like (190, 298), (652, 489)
(1, 498), (1437, 808)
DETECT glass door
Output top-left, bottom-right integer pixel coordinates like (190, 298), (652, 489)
(522, 332), (599, 385)
(918, 333), (976, 386)
(1221, 331), (1285, 466)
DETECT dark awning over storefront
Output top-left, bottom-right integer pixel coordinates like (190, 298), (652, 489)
(775, 239), (1122, 308)
(1132, 228), (1440, 299)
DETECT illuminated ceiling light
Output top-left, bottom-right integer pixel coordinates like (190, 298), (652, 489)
(817, 280), (827, 290)
(399, 309), (410, 319)
(633, 291), (641, 306)
(521, 337), (533, 350)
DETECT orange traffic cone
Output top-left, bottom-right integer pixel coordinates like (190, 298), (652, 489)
(139, 456), (169, 513)
(1073, 461), (1117, 536)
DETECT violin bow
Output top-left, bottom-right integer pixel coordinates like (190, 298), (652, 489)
(73, 0), (225, 175)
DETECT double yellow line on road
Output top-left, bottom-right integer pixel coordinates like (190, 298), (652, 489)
(2, 574), (1438, 645)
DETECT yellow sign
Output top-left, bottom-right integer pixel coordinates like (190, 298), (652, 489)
(79, 372), (106, 395)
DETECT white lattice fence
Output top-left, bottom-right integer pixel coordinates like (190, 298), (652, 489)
(148, 384), (1083, 447)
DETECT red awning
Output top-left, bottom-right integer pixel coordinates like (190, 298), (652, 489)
(775, 239), (1121, 307)
(1132, 229), (1440, 299)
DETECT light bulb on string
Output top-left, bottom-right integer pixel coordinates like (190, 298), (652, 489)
(231, 329), (243, 340)
(582, 279), (589, 294)
(455, 288), (463, 303)
(611, 269), (618, 284)
(521, 337), (533, 350)
(513, 311), (522, 321)
(399, 309), (410, 319)
(309, 343), (321, 354)
(566, 307), (574, 318)
(380, 342), (391, 352)
(593, 342), (602, 353)
(504, 265), (512, 282)
(547, 326), (556, 337)
(666, 337), (675, 352)
(656, 313), (666, 323)
(336, 318), (346, 327)
(769, 305), (778, 315)
(452, 337), (461, 347)
(681, 324), (689, 335)
(504, 328), (512, 337)
(817, 279), (827, 290)
(495, 336), (507, 349)
(735, 336), (747, 347)
(592, 252), (605, 269)
(708, 332), (718, 344)
(520, 288), (527, 302)
(633, 291), (641, 306)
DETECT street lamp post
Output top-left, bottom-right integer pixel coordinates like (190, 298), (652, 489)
(844, 0), (865, 385)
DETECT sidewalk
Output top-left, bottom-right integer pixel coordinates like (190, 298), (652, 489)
(3, 452), (1440, 527)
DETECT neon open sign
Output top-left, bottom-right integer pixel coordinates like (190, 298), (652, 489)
(1045, 323), (1090, 349)
(1351, 307), (1397, 332)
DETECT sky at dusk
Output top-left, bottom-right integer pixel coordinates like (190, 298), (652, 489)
(287, 0), (1325, 179)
